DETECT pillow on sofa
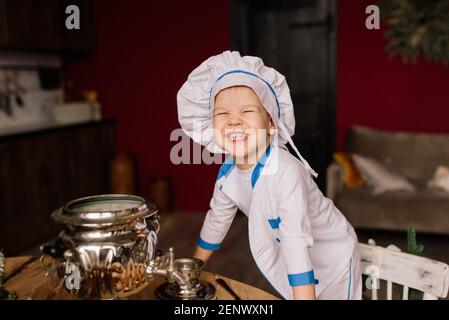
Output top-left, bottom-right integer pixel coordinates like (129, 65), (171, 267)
(428, 166), (449, 193)
(333, 152), (365, 188)
(352, 153), (416, 195)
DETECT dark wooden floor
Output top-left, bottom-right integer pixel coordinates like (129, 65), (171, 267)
(22, 211), (449, 299)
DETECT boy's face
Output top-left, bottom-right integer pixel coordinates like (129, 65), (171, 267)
(213, 86), (274, 166)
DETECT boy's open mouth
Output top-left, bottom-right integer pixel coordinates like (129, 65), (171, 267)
(226, 130), (249, 143)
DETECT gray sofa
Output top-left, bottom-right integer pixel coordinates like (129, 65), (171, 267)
(327, 125), (449, 235)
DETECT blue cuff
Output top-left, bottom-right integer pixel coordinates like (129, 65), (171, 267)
(197, 237), (221, 250)
(288, 270), (319, 286)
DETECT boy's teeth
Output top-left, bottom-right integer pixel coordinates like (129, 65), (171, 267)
(228, 132), (247, 141)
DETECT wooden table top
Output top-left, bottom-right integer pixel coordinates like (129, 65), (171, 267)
(3, 256), (279, 300)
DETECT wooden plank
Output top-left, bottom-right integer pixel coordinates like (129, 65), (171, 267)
(3, 257), (48, 299)
(359, 243), (449, 298)
(387, 281), (392, 300)
(402, 286), (409, 300)
(371, 282), (378, 300)
(3, 256), (34, 279)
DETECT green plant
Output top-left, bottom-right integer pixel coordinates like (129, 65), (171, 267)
(393, 227), (424, 300)
(379, 0), (449, 65)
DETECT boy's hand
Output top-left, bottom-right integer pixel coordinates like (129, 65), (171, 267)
(193, 246), (214, 263)
(292, 284), (316, 300)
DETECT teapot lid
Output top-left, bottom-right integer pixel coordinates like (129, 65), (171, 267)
(51, 194), (158, 228)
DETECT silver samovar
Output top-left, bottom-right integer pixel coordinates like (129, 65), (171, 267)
(40, 194), (215, 300)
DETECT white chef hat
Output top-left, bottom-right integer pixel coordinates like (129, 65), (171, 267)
(177, 50), (318, 178)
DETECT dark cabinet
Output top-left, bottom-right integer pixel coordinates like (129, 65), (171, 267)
(0, 0), (94, 52)
(0, 120), (116, 255)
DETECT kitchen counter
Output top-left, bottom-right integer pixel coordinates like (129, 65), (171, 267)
(0, 118), (115, 140)
(3, 256), (279, 300)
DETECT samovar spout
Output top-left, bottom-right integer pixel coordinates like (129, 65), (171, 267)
(145, 247), (188, 286)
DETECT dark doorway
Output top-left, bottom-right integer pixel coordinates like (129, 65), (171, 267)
(231, 0), (337, 191)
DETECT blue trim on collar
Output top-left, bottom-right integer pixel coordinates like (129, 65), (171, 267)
(288, 270), (319, 287)
(268, 216), (281, 229)
(209, 69), (281, 119)
(251, 145), (272, 189)
(216, 156), (235, 181)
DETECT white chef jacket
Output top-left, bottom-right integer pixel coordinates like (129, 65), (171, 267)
(235, 165), (253, 216)
(197, 144), (360, 299)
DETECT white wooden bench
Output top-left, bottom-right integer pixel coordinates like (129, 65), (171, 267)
(359, 239), (449, 300)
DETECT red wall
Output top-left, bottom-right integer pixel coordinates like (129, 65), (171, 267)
(65, 1), (230, 212)
(337, 0), (449, 150)
(66, 0), (449, 212)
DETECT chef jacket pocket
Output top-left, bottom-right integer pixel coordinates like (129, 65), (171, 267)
(267, 216), (281, 244)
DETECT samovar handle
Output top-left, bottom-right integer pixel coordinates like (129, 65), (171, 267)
(146, 213), (160, 234)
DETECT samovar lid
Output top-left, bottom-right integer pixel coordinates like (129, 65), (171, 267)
(51, 194), (158, 228)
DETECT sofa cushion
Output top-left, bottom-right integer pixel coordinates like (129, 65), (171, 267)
(352, 153), (416, 195)
(345, 126), (449, 187)
(333, 152), (365, 188)
(335, 188), (449, 234)
(428, 166), (449, 193)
